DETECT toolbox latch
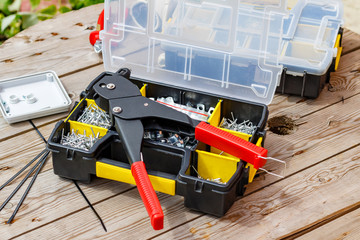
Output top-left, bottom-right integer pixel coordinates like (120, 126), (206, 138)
(66, 149), (75, 160)
(194, 180), (204, 193)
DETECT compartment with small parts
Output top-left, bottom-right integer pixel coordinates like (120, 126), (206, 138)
(48, 70), (269, 217)
(129, 77), (267, 186)
(68, 0), (304, 224)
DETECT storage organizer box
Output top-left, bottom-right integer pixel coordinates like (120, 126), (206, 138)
(50, 0), (286, 216)
(277, 0), (344, 98)
(48, 72), (268, 216)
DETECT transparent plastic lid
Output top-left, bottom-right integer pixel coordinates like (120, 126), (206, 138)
(101, 0), (287, 105)
(281, 0), (343, 75)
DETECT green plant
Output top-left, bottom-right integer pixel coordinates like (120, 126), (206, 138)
(0, 0), (34, 44)
(69, 0), (104, 10)
(0, 0), (104, 45)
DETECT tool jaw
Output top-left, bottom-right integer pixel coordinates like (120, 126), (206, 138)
(87, 69), (200, 137)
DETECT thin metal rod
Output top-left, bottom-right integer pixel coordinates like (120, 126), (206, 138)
(259, 156), (286, 164)
(28, 120), (47, 144)
(259, 168), (285, 179)
(73, 180), (107, 232)
(0, 149), (47, 191)
(259, 156), (287, 169)
(0, 150), (47, 212)
(7, 151), (50, 224)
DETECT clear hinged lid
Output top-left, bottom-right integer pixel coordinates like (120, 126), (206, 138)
(101, 0), (287, 105)
(281, 0), (344, 75)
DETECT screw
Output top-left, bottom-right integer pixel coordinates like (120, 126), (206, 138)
(107, 83), (116, 90)
(113, 106), (122, 113)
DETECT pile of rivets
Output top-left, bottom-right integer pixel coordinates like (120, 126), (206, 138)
(144, 130), (197, 149)
(220, 112), (256, 135)
(60, 129), (99, 151)
(77, 104), (111, 129)
(192, 166), (226, 184)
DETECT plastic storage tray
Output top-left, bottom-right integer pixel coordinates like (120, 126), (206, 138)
(100, 0), (286, 216)
(48, 70), (267, 216)
(50, 0), (287, 217)
(0, 71), (72, 123)
(277, 0), (344, 98)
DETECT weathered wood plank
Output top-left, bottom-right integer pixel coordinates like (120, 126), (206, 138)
(269, 47), (360, 118)
(0, 4), (104, 81)
(342, 28), (360, 55)
(0, 171), (134, 239)
(10, 187), (200, 240)
(0, 124), (53, 185)
(297, 208), (360, 240)
(150, 146), (360, 240)
(247, 89), (360, 192)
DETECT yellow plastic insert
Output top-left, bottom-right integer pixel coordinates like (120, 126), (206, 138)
(246, 137), (263, 183)
(334, 34), (343, 71)
(196, 150), (239, 184)
(65, 98), (85, 122)
(208, 100), (222, 126)
(209, 130), (263, 183)
(68, 120), (108, 139)
(140, 84), (147, 97)
(96, 161), (176, 195)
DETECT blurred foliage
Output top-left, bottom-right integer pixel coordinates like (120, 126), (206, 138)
(69, 0), (104, 10)
(0, 0), (104, 45)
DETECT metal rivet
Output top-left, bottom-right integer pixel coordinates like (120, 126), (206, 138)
(113, 106), (122, 113)
(144, 103), (149, 107)
(107, 83), (115, 90)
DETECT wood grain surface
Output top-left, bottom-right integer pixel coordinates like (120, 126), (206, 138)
(0, 3), (360, 240)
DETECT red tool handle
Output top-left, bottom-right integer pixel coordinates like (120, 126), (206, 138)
(131, 161), (164, 230)
(195, 122), (268, 169)
(89, 9), (105, 45)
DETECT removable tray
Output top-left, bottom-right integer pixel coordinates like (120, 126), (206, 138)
(0, 71), (72, 124)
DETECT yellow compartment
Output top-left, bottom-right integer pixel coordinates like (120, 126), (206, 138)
(334, 33), (342, 71)
(196, 150), (239, 184)
(208, 100), (222, 126)
(96, 161), (176, 195)
(204, 98), (261, 183)
(199, 136), (263, 185)
(65, 98), (109, 140)
(68, 120), (108, 139)
(140, 84), (147, 97)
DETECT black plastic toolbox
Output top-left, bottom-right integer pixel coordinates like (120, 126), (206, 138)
(48, 70), (268, 216)
(276, 28), (343, 98)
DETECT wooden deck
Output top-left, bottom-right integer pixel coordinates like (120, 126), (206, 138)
(1, 4), (360, 239)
